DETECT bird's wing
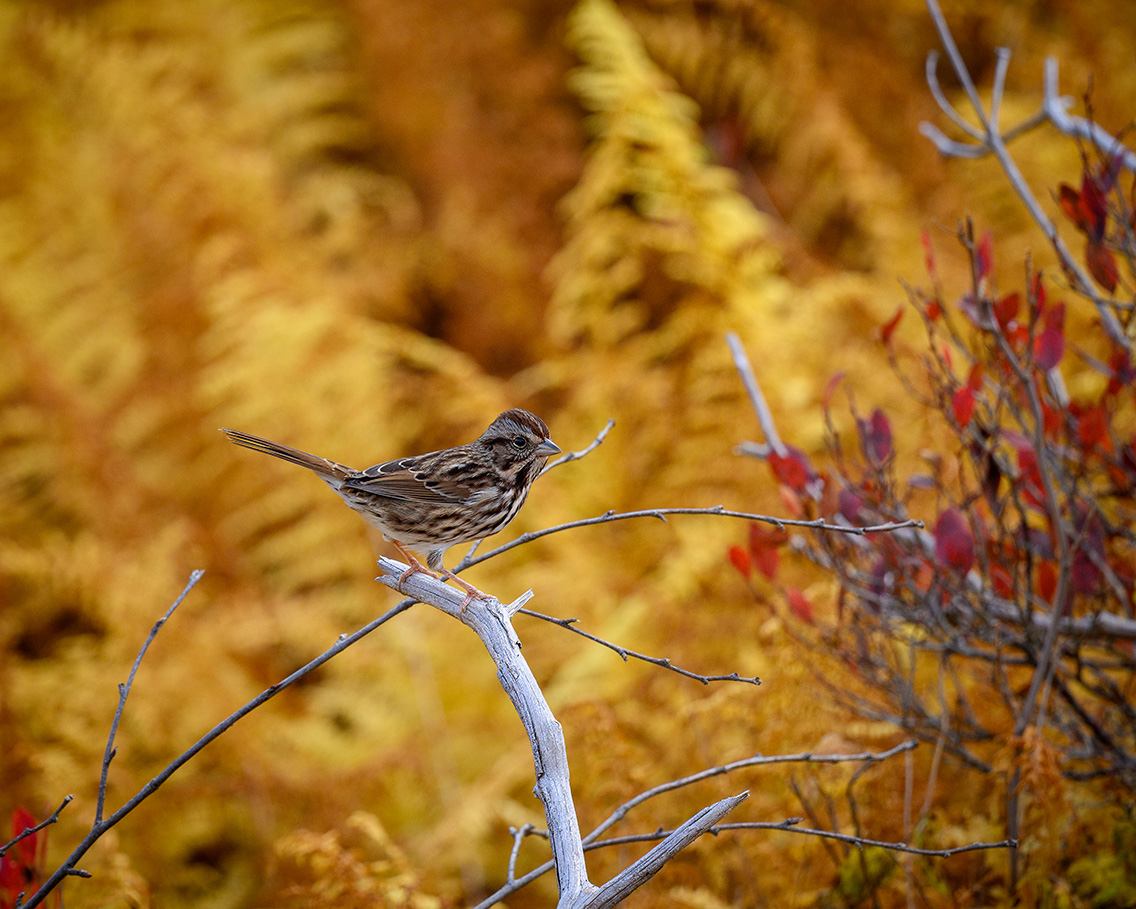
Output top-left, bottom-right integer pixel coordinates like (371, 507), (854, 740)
(343, 456), (472, 503)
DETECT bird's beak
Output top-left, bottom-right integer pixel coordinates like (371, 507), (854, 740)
(536, 439), (561, 457)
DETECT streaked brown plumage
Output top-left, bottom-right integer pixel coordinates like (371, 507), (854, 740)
(221, 409), (559, 606)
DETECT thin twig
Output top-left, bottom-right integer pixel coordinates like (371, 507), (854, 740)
(582, 740), (920, 847)
(21, 578), (416, 909)
(464, 508), (923, 573)
(919, 0), (1128, 344)
(541, 419), (615, 476)
(727, 332), (787, 457)
(0, 797), (74, 858)
(96, 570), (204, 825)
(583, 822), (1017, 858)
(518, 608), (761, 686)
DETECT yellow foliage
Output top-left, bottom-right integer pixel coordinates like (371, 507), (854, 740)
(0, 0), (1133, 907)
(267, 812), (443, 909)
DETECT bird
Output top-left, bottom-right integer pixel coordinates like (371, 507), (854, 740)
(221, 409), (560, 609)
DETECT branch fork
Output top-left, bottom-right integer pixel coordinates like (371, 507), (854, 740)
(375, 557), (748, 908)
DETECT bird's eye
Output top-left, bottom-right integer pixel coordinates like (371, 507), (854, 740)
(511, 435), (528, 450)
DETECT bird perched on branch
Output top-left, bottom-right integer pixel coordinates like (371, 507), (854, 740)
(222, 409), (560, 608)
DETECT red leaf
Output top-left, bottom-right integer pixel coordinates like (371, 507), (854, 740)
(1086, 240), (1119, 293)
(934, 508), (975, 573)
(858, 409), (893, 464)
(879, 307), (904, 344)
(769, 446), (813, 492)
(727, 545), (751, 579)
(1077, 405), (1110, 450)
(967, 363), (984, 391)
(822, 371), (846, 411)
(1030, 272), (1048, 314)
(1040, 399), (1063, 440)
(921, 228), (937, 279)
(838, 488), (864, 521)
(1107, 349), (1136, 395)
(1080, 174), (1108, 240)
(1037, 561), (1058, 603)
(925, 299), (942, 321)
(778, 484), (804, 518)
(1044, 301), (1066, 333)
(1033, 328), (1065, 370)
(976, 231), (993, 280)
(990, 563), (1014, 598)
(786, 588), (815, 624)
(952, 386), (976, 427)
(748, 523), (784, 580)
(1072, 550), (1102, 595)
(993, 292), (1020, 330)
(1059, 183), (1085, 231)
(10, 808), (37, 868)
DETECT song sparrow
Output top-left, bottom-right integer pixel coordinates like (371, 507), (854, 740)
(221, 409), (560, 608)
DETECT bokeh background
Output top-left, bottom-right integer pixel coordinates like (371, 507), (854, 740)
(1, 0), (1133, 906)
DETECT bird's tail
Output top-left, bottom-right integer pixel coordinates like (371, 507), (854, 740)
(220, 428), (350, 482)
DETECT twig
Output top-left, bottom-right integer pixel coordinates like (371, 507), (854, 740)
(376, 558), (749, 908)
(727, 332), (787, 457)
(0, 797), (74, 859)
(582, 740), (920, 847)
(20, 575), (415, 909)
(465, 508), (923, 573)
(507, 824), (536, 884)
(918, 0), (1128, 345)
(581, 821), (1016, 859)
(96, 570), (204, 825)
(541, 419), (615, 476)
(586, 822), (1017, 857)
(518, 608), (761, 686)
(707, 824), (1017, 857)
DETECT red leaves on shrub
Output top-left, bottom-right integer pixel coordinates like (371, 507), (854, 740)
(1, 807), (42, 909)
(880, 307), (904, 344)
(952, 364), (984, 428)
(1076, 405), (1111, 451)
(1032, 301), (1065, 370)
(769, 445), (814, 492)
(994, 292), (1020, 330)
(823, 371), (846, 411)
(934, 508), (975, 573)
(1059, 183), (1083, 229)
(786, 587), (815, 624)
(727, 545), (751, 579)
(921, 228), (938, 280)
(1086, 240), (1119, 293)
(1037, 561), (1058, 603)
(1106, 349), (1136, 395)
(1060, 176), (1107, 240)
(1079, 175), (1108, 240)
(975, 231), (993, 280)
(858, 409), (892, 465)
(990, 563), (1014, 598)
(749, 523), (784, 580)
(952, 387), (975, 428)
(838, 488), (864, 522)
